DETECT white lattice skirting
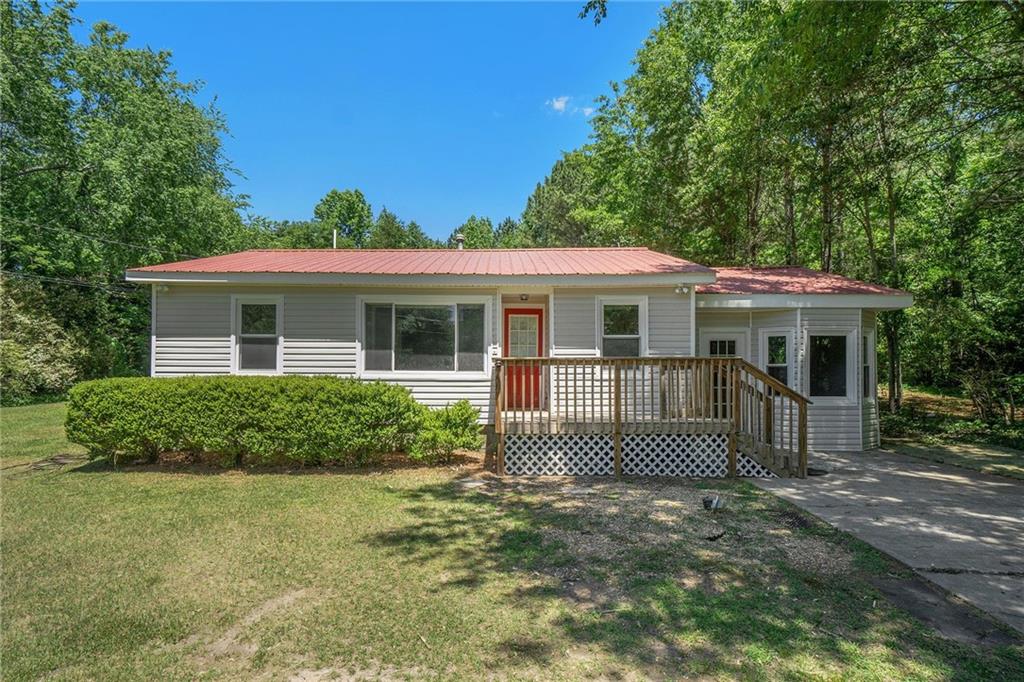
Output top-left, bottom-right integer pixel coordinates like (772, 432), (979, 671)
(504, 434), (615, 476)
(503, 433), (776, 478)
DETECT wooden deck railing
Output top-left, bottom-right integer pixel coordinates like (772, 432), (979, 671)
(492, 356), (810, 477)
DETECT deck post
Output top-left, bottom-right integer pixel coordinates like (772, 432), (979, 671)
(798, 400), (808, 478)
(728, 359), (739, 477)
(494, 360), (506, 475)
(613, 361), (622, 478)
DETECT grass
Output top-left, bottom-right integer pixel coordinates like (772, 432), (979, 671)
(879, 385), (1024, 480)
(1, 402), (86, 466)
(2, 403), (1022, 680)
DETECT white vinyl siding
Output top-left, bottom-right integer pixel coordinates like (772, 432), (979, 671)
(153, 285), (498, 422)
(283, 291), (357, 376)
(153, 288), (232, 375)
(697, 307), (874, 452)
(552, 287), (692, 357)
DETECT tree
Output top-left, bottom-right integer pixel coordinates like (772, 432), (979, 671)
(313, 188), (373, 247)
(447, 216), (495, 248)
(366, 208), (409, 248)
(1, 0), (255, 388)
(559, 0), (1024, 418)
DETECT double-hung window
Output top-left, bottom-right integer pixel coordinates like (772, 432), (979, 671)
(234, 298), (281, 373)
(763, 332), (791, 386)
(599, 298), (645, 357)
(363, 300), (486, 373)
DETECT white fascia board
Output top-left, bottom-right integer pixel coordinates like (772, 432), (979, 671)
(125, 271), (717, 288)
(696, 293), (913, 310)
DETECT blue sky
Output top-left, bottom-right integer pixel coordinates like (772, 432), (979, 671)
(73, 2), (666, 239)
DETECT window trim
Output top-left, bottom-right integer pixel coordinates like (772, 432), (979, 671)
(759, 327), (794, 387)
(356, 294), (492, 379)
(862, 329), (876, 402)
(803, 327), (858, 405)
(595, 296), (648, 357)
(231, 294), (284, 375)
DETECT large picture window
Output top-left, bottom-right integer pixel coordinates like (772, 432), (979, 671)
(363, 302), (486, 373)
(600, 300), (643, 357)
(808, 334), (848, 397)
(235, 299), (281, 373)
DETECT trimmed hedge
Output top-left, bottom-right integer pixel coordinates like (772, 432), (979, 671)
(65, 376), (480, 467)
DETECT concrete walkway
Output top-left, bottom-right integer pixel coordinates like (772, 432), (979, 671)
(754, 449), (1024, 634)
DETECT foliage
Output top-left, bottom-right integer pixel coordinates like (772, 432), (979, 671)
(65, 376), (425, 466)
(0, 279), (85, 404)
(1, 0), (260, 385)
(313, 188), (374, 247)
(409, 399), (482, 463)
(446, 215), (495, 248)
(550, 0), (1024, 419)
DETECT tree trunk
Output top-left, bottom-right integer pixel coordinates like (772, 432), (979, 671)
(884, 312), (903, 413)
(784, 164), (797, 265)
(820, 123), (834, 272)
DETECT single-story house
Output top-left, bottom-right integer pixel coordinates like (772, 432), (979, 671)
(126, 247), (911, 478)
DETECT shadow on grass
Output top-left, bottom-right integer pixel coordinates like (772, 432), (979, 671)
(368, 477), (1024, 679)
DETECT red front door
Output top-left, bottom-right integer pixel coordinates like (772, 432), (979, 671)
(503, 308), (543, 410)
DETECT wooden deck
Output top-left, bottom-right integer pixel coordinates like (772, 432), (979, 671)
(493, 357), (810, 478)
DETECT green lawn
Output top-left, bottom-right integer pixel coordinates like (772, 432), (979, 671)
(2, 404), (1022, 680)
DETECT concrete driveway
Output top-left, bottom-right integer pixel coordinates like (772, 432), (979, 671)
(754, 449), (1024, 634)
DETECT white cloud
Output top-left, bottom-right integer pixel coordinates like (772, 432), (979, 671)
(547, 95), (570, 113)
(582, 107), (595, 117)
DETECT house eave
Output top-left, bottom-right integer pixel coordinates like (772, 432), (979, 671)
(696, 293), (913, 309)
(125, 271), (717, 288)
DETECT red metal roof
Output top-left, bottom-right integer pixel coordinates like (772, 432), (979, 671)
(129, 248), (711, 276)
(698, 267), (908, 296)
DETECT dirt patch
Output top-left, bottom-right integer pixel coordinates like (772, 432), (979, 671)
(186, 589), (311, 670)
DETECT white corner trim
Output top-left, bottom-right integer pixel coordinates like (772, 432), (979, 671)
(689, 286), (696, 357)
(149, 285), (157, 377)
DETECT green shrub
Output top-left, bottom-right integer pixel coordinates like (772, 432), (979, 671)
(1, 280), (85, 405)
(65, 376), (424, 466)
(409, 399), (482, 464)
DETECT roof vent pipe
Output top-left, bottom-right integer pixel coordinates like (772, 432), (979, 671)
(455, 233), (465, 250)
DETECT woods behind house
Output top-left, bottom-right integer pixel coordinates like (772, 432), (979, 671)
(2, 1), (1021, 427)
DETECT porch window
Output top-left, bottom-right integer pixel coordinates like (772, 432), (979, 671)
(363, 302), (485, 373)
(808, 334), (847, 397)
(765, 334), (789, 385)
(236, 301), (280, 372)
(601, 303), (641, 357)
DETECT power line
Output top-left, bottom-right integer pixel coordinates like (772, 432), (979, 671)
(2, 216), (200, 260)
(1, 270), (141, 298)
